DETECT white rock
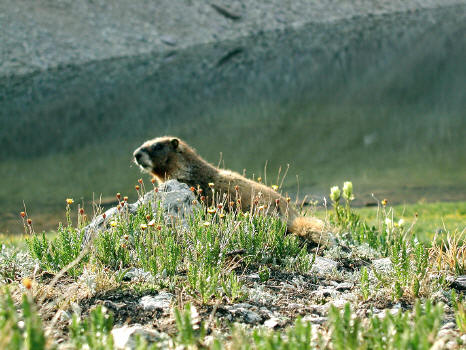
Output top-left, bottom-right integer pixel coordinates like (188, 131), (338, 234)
(57, 310), (71, 322)
(111, 325), (169, 350)
(247, 285), (278, 304)
(264, 318), (279, 329)
(372, 258), (393, 274)
(139, 292), (173, 311)
(329, 298), (348, 309)
(302, 315), (327, 324)
(310, 257), (338, 275)
(311, 287), (339, 299)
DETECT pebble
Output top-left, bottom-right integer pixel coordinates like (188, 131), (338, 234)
(310, 257), (338, 275)
(103, 300), (126, 311)
(160, 35), (177, 46)
(302, 314), (327, 324)
(335, 282), (353, 291)
(264, 318), (279, 329)
(139, 292), (173, 311)
(372, 258), (393, 274)
(311, 287), (339, 299)
(112, 325), (169, 350)
(226, 304), (263, 324)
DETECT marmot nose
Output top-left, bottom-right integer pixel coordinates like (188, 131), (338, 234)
(134, 151), (143, 162)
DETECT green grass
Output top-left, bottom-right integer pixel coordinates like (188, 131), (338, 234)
(314, 201), (466, 242)
(0, 233), (29, 249)
(354, 201), (466, 241)
(1, 182), (465, 349)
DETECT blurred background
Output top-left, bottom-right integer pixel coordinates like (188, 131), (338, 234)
(1, 0), (465, 233)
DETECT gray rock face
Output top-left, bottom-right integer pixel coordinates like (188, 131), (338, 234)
(2, 0), (463, 77)
(83, 180), (194, 243)
(156, 180), (196, 218)
(2, 0), (465, 164)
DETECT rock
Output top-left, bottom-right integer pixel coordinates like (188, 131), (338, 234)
(447, 275), (466, 291)
(259, 307), (274, 319)
(139, 292), (173, 312)
(311, 287), (339, 299)
(436, 328), (456, 340)
(157, 180), (196, 214)
(302, 315), (327, 325)
(103, 300), (126, 311)
(372, 258), (393, 274)
(111, 325), (169, 350)
(329, 298), (349, 309)
(335, 282), (353, 291)
(244, 310), (262, 324)
(226, 304), (262, 324)
(309, 305), (328, 316)
(287, 303), (304, 310)
(440, 322), (456, 330)
(246, 285), (278, 304)
(245, 273), (260, 281)
(57, 310), (71, 322)
(264, 318), (279, 329)
(123, 268), (156, 283)
(310, 257), (339, 275)
(83, 180), (195, 243)
(160, 35), (177, 46)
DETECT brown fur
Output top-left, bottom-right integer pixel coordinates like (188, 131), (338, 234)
(134, 136), (331, 246)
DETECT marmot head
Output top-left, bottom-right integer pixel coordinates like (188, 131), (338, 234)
(133, 136), (181, 179)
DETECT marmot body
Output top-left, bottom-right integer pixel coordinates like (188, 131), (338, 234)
(134, 136), (330, 246)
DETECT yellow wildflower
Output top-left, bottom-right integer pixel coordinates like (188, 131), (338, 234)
(22, 278), (32, 290)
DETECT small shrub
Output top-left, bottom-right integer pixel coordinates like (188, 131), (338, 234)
(27, 225), (87, 277)
(174, 303), (205, 347)
(0, 288), (47, 350)
(69, 305), (114, 350)
(328, 301), (443, 350)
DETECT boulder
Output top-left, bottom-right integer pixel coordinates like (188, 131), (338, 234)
(83, 180), (195, 243)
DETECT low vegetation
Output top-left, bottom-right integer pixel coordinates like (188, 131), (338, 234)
(0, 180), (464, 349)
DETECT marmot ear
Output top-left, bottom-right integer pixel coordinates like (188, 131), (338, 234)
(171, 138), (179, 149)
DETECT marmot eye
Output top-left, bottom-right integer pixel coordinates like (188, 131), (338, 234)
(152, 144), (163, 151)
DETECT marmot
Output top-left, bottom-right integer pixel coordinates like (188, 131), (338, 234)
(134, 136), (331, 247)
